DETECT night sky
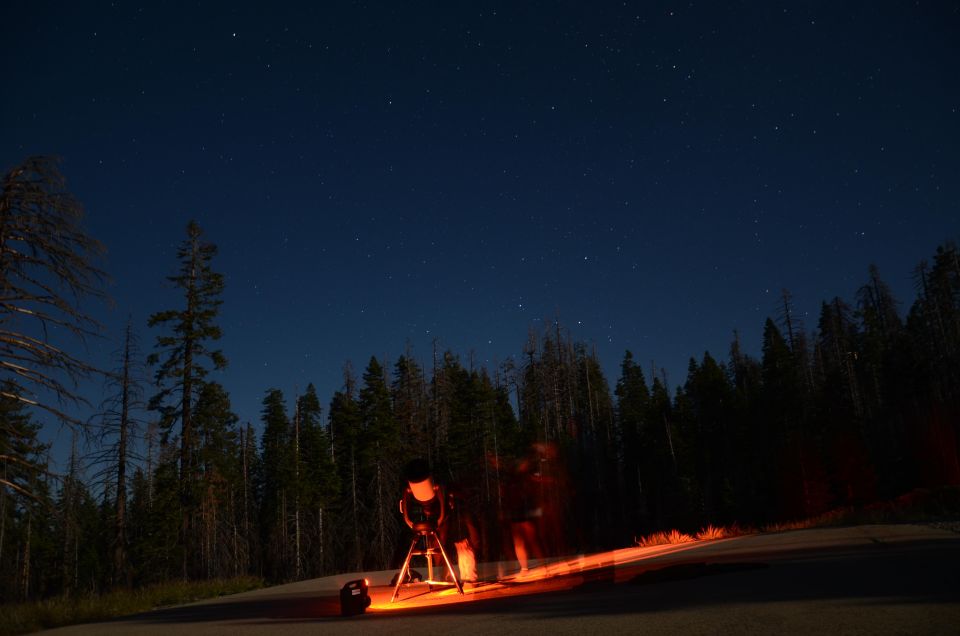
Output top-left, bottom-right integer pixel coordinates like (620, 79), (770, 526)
(2, 2), (958, 462)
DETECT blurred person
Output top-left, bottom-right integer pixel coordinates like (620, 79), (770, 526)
(443, 485), (481, 583)
(533, 441), (569, 557)
(504, 445), (550, 574)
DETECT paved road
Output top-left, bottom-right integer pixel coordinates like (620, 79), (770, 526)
(43, 524), (960, 635)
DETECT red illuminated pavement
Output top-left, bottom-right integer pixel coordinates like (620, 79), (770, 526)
(42, 524), (960, 635)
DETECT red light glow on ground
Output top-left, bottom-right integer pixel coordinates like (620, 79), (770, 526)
(370, 540), (718, 611)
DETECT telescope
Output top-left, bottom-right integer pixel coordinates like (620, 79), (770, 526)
(405, 458), (438, 504)
(401, 458), (445, 526)
(390, 459), (464, 602)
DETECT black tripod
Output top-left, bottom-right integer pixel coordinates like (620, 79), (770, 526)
(391, 485), (464, 602)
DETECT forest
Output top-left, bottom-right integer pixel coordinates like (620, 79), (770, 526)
(1, 156), (959, 602)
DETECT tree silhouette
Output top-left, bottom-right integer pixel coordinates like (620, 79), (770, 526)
(0, 156), (106, 499)
(147, 219), (226, 578)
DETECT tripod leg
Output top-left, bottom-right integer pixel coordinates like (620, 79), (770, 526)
(390, 536), (420, 603)
(433, 533), (465, 595)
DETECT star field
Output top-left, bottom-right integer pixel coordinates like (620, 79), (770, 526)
(1, 2), (958, 454)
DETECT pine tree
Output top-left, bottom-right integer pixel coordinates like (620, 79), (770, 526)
(193, 381), (240, 578)
(815, 298), (876, 506)
(391, 355), (429, 463)
(292, 395), (302, 580)
(329, 365), (364, 571)
(259, 388), (291, 581)
(125, 466), (151, 584)
(432, 351), (474, 484)
(17, 457), (57, 600)
(297, 384), (337, 577)
(855, 265), (909, 495)
(760, 317), (830, 519)
(637, 369), (677, 533)
(238, 422), (260, 576)
(576, 345), (618, 549)
(0, 390), (51, 599)
(358, 357), (399, 570)
(727, 332), (764, 523)
(615, 351), (648, 535)
(680, 352), (736, 524)
(905, 243), (960, 486)
(816, 298), (863, 421)
(911, 243), (960, 401)
(485, 368), (520, 558)
(856, 266), (901, 410)
(139, 443), (182, 582)
(55, 439), (103, 596)
(147, 220), (226, 579)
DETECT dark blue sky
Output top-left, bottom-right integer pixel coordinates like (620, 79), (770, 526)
(2, 2), (958, 463)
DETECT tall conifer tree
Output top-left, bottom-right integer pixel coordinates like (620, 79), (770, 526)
(358, 357), (399, 569)
(147, 220), (226, 578)
(259, 388), (291, 581)
(329, 370), (363, 571)
(615, 351), (648, 534)
(297, 384), (337, 577)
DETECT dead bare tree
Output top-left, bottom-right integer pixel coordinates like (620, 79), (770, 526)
(0, 156), (107, 500)
(88, 320), (146, 587)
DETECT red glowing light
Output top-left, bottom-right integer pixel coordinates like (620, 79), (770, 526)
(369, 539), (715, 612)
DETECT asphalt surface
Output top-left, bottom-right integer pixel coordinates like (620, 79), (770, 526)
(42, 524), (960, 635)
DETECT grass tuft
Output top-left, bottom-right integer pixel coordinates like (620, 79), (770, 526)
(695, 524), (729, 541)
(636, 528), (696, 547)
(0, 576), (263, 636)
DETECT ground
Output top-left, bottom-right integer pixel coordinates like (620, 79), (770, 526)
(42, 524), (960, 635)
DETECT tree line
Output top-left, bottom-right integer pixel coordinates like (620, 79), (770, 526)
(1, 155), (958, 602)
